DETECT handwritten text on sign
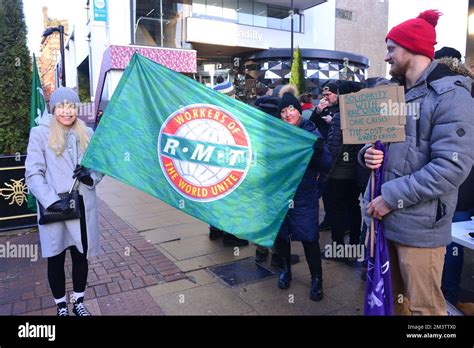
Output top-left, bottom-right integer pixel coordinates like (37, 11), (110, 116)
(340, 85), (406, 144)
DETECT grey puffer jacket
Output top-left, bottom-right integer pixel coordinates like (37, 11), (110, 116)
(358, 60), (474, 248)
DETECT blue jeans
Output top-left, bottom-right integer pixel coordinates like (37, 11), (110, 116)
(441, 210), (472, 304)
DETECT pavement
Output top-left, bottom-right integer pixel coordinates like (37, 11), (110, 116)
(1, 176), (473, 315)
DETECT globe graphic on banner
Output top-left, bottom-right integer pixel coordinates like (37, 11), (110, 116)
(158, 104), (252, 202)
(173, 119), (234, 186)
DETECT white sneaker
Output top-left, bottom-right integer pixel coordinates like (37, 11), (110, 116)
(72, 297), (91, 316)
(56, 302), (69, 316)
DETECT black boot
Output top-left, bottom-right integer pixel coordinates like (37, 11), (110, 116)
(310, 276), (323, 301)
(209, 226), (223, 240)
(222, 233), (249, 247)
(277, 258), (292, 289)
(255, 248), (269, 263)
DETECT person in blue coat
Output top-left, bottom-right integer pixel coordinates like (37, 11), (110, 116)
(274, 87), (332, 301)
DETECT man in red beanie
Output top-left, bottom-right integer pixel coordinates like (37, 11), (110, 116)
(359, 10), (474, 315)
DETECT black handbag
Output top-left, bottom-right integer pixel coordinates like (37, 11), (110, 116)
(38, 178), (82, 225)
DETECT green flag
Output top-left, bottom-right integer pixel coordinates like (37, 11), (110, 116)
(29, 54), (48, 128)
(27, 54), (48, 212)
(82, 53), (317, 247)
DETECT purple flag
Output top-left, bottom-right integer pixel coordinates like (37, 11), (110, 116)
(364, 140), (394, 316)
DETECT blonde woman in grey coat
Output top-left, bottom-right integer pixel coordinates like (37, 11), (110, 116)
(25, 87), (103, 316)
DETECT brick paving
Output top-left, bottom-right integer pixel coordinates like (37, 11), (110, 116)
(0, 198), (186, 315)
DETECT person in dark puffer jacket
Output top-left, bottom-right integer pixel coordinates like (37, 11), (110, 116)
(253, 84), (301, 267)
(309, 82), (339, 141)
(326, 81), (366, 251)
(310, 82), (340, 232)
(273, 85), (332, 301)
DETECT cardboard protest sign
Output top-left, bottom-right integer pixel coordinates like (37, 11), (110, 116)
(339, 85), (406, 144)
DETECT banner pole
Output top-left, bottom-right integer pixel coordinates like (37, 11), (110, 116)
(370, 169), (375, 258)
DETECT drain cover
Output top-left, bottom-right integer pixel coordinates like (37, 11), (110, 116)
(208, 258), (275, 287)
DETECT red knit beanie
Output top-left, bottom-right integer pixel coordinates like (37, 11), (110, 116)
(386, 10), (442, 60)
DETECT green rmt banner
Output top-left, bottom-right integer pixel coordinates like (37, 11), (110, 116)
(82, 54), (317, 247)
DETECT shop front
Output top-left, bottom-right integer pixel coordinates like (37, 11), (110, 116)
(239, 48), (369, 97)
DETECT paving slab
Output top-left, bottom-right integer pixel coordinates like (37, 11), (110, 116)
(174, 255), (217, 273)
(323, 279), (366, 311)
(326, 306), (363, 315)
(231, 278), (345, 315)
(159, 235), (226, 260)
(147, 279), (198, 298)
(97, 288), (164, 315)
(83, 298), (102, 315)
(126, 213), (198, 231)
(162, 221), (209, 238)
(140, 224), (207, 245)
(206, 245), (256, 264)
(140, 228), (180, 244)
(186, 269), (218, 286)
(152, 283), (254, 315)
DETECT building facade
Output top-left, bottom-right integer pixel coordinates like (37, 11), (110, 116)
(38, 6), (68, 104)
(57, 0), (470, 121)
(61, 0), (370, 117)
(334, 0), (389, 77)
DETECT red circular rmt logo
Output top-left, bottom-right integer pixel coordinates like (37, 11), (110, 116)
(158, 104), (252, 202)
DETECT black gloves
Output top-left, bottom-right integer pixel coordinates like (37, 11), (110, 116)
(47, 198), (73, 214)
(73, 165), (94, 186)
(313, 138), (324, 157)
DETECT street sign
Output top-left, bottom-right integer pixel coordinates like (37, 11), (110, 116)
(94, 0), (107, 22)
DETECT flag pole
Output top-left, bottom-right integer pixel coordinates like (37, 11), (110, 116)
(369, 170), (375, 258)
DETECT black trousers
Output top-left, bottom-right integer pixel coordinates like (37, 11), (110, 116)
(274, 235), (322, 279)
(318, 175), (332, 224)
(327, 178), (362, 245)
(47, 246), (88, 299)
(47, 195), (89, 299)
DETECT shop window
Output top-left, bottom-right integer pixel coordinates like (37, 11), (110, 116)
(193, 0), (206, 15)
(238, 0), (253, 25)
(267, 5), (301, 32)
(253, 2), (267, 27)
(190, 0), (302, 32)
(207, 0), (223, 17)
(222, 0), (238, 20)
(134, 0), (185, 48)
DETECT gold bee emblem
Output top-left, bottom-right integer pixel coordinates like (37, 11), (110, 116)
(0, 178), (28, 206)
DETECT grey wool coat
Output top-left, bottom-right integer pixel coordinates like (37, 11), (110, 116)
(25, 115), (103, 258)
(359, 60), (474, 248)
